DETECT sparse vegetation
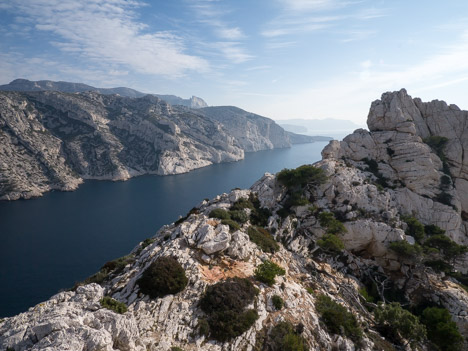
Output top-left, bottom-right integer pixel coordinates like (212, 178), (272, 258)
(209, 208), (231, 220)
(317, 234), (344, 253)
(221, 218), (241, 232)
(318, 212), (346, 234)
(272, 295), (284, 310)
(315, 294), (362, 343)
(401, 216), (425, 242)
(420, 307), (463, 351)
(389, 241), (423, 260)
(255, 260), (285, 286)
(248, 226), (279, 253)
(100, 296), (128, 314)
(229, 209), (249, 224)
(265, 321), (309, 351)
(137, 256), (188, 299)
(375, 302), (426, 348)
(277, 165), (327, 190)
(200, 277), (259, 341)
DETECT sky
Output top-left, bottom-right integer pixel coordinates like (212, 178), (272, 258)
(1, 0), (468, 125)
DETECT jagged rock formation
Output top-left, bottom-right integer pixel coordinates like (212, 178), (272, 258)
(198, 106), (292, 152)
(0, 91), (243, 200)
(2, 90), (468, 351)
(0, 79), (209, 108)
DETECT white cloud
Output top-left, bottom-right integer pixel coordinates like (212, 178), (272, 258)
(3, 0), (208, 78)
(215, 42), (253, 63)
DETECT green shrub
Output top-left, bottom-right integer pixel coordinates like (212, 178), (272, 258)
(374, 302), (426, 347)
(423, 235), (468, 261)
(200, 277), (259, 341)
(272, 295), (284, 310)
(318, 212), (346, 234)
(248, 226), (279, 253)
(221, 219), (241, 232)
(289, 192), (310, 206)
(277, 165), (327, 189)
(229, 209), (249, 224)
(317, 234), (344, 253)
(423, 259), (452, 273)
(421, 307), (463, 351)
(389, 241), (423, 260)
(402, 216), (425, 242)
(209, 208), (231, 220)
(424, 224), (445, 236)
(198, 318), (210, 336)
(100, 296), (128, 314)
(231, 198), (255, 211)
(358, 287), (375, 303)
(137, 256), (188, 299)
(255, 260), (285, 286)
(315, 295), (362, 343)
(266, 321), (309, 351)
(250, 207), (272, 227)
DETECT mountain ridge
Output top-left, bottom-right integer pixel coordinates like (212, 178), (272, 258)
(1, 89), (467, 351)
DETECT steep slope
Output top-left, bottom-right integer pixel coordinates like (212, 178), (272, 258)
(199, 106), (291, 152)
(0, 79), (208, 108)
(2, 90), (468, 351)
(0, 91), (243, 200)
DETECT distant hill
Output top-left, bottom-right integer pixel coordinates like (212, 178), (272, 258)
(277, 118), (364, 134)
(0, 79), (208, 108)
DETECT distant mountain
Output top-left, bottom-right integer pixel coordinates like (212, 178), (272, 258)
(277, 118), (364, 134)
(198, 106), (291, 152)
(0, 79), (208, 108)
(286, 132), (332, 144)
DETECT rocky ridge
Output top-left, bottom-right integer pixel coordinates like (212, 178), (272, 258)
(1, 89), (468, 351)
(0, 79), (208, 108)
(0, 90), (296, 200)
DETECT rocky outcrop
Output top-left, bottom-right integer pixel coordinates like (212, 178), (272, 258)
(2, 90), (468, 351)
(198, 106), (292, 152)
(0, 91), (243, 200)
(0, 79), (209, 108)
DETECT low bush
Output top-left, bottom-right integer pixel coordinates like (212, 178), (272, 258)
(229, 209), (249, 224)
(265, 321), (309, 351)
(374, 302), (426, 348)
(209, 208), (231, 220)
(277, 165), (327, 190)
(315, 295), (362, 343)
(420, 307), (463, 351)
(318, 212), (346, 235)
(272, 295), (284, 310)
(424, 224), (445, 236)
(231, 198), (255, 211)
(221, 219), (241, 232)
(424, 235), (468, 261)
(137, 256), (188, 299)
(317, 234), (344, 253)
(200, 277), (259, 341)
(389, 241), (423, 260)
(401, 216), (425, 242)
(255, 260), (285, 286)
(248, 226), (279, 253)
(100, 296), (128, 314)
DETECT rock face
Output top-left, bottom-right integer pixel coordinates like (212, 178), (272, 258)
(0, 91), (243, 200)
(0, 79), (209, 108)
(198, 106), (292, 152)
(2, 90), (468, 351)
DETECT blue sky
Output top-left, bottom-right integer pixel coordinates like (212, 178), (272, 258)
(1, 0), (468, 124)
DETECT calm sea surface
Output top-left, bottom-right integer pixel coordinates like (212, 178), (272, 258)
(0, 141), (330, 317)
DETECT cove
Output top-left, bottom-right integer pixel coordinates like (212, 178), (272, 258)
(0, 141), (329, 317)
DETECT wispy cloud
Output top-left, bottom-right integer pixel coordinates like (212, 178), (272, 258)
(263, 0), (387, 41)
(3, 0), (208, 78)
(189, 0), (252, 62)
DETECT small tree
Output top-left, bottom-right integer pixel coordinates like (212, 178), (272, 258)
(374, 302), (426, 348)
(421, 307), (463, 351)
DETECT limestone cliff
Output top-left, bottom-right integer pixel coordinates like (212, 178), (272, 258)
(1, 90), (468, 351)
(0, 91), (243, 200)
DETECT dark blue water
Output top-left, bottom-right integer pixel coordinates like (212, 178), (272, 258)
(0, 142), (328, 317)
